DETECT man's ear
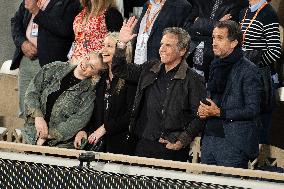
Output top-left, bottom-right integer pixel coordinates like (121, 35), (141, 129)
(179, 48), (187, 57)
(230, 39), (238, 49)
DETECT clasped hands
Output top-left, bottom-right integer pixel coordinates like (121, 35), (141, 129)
(21, 41), (37, 60)
(74, 125), (106, 149)
(197, 98), (221, 119)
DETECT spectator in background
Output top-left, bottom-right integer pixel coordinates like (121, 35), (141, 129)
(115, 0), (124, 16)
(70, 0), (123, 64)
(240, 0), (282, 144)
(22, 52), (107, 148)
(123, 0), (147, 18)
(74, 32), (136, 155)
(11, 0), (81, 118)
(132, 0), (193, 65)
(187, 0), (248, 80)
(198, 21), (261, 168)
(112, 17), (206, 162)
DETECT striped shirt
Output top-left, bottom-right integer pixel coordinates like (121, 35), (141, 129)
(240, 4), (281, 66)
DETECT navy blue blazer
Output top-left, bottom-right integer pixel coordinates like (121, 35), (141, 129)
(220, 57), (262, 159)
(132, 0), (194, 62)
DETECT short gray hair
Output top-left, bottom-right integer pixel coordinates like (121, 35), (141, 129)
(162, 27), (190, 59)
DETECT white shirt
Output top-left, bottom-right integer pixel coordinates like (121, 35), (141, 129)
(134, 0), (164, 65)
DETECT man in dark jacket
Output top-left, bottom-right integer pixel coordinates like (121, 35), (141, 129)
(112, 17), (206, 162)
(11, 0), (81, 118)
(198, 20), (262, 168)
(187, 0), (248, 80)
(132, 0), (193, 65)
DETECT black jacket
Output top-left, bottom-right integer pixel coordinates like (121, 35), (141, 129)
(11, 0), (81, 70)
(103, 75), (137, 154)
(104, 7), (124, 32)
(112, 48), (206, 147)
(188, 0), (247, 38)
(85, 73), (136, 155)
(10, 1), (123, 70)
(123, 0), (147, 18)
(187, 0), (248, 80)
(132, 0), (194, 62)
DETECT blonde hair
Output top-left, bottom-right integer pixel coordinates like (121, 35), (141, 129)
(81, 0), (116, 16)
(105, 32), (133, 94)
(105, 32), (133, 63)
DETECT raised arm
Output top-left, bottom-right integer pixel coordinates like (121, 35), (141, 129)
(112, 16), (143, 82)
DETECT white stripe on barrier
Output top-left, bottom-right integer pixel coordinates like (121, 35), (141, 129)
(0, 151), (283, 189)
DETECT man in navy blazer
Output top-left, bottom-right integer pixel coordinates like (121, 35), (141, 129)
(132, 0), (193, 65)
(198, 20), (262, 168)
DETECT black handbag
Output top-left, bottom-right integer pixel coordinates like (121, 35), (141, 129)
(243, 50), (273, 112)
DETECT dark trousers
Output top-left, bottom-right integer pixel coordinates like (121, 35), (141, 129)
(258, 80), (277, 144)
(135, 139), (188, 162)
(259, 112), (272, 144)
(201, 135), (249, 169)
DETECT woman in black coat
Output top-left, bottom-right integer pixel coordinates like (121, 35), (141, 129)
(74, 32), (137, 155)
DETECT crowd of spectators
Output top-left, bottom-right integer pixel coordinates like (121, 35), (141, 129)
(9, 0), (282, 169)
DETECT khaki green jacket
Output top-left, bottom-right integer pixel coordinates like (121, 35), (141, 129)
(22, 61), (98, 147)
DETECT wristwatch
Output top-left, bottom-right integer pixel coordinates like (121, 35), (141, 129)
(117, 41), (126, 49)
